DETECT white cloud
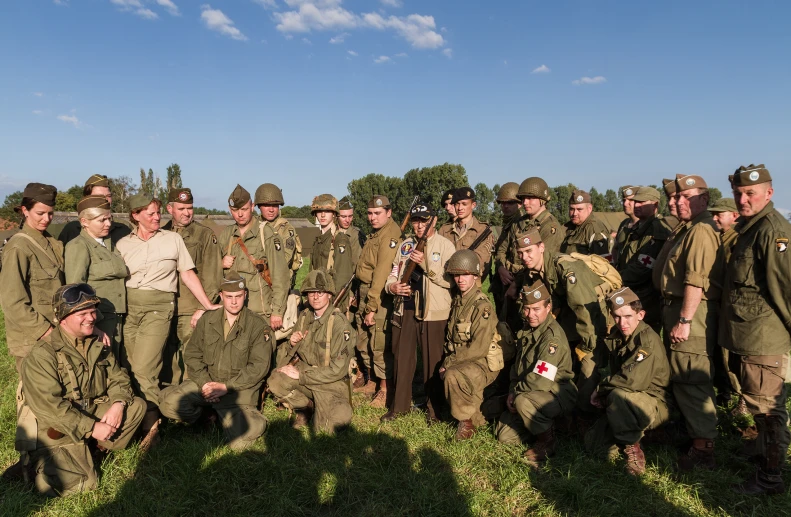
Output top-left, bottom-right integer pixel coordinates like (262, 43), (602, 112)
(272, 1), (446, 50)
(380, 0), (402, 7)
(33, 92), (44, 97)
(136, 8), (158, 19)
(531, 64), (550, 74)
(572, 75), (607, 85)
(201, 5), (248, 41)
(329, 32), (349, 44)
(155, 0), (180, 16)
(32, 110), (43, 115)
(110, 0), (159, 19)
(302, 37), (312, 44)
(394, 52), (407, 58)
(374, 55), (391, 64)
(441, 48), (452, 58)
(57, 114), (83, 129)
(347, 50), (358, 56)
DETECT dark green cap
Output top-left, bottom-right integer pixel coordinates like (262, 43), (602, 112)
(84, 174), (109, 189)
(129, 193), (155, 211)
(569, 189), (591, 204)
(168, 188), (193, 204)
(220, 271), (247, 292)
(521, 281), (550, 305)
(709, 198), (738, 213)
(228, 184), (251, 209)
(368, 195), (391, 209)
(632, 187), (660, 203)
(20, 183), (57, 208)
(338, 196), (353, 211)
(77, 195), (111, 213)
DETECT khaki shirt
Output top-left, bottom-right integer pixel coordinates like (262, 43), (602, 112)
(615, 215), (671, 300)
(264, 216), (302, 280)
(443, 287), (496, 371)
(721, 201), (791, 356)
(511, 316), (576, 406)
(310, 222), (354, 300)
(656, 210), (722, 301)
(21, 326), (135, 444)
(560, 213), (612, 257)
(439, 215), (494, 273)
(219, 215), (289, 317)
(599, 322), (671, 403)
(117, 228), (195, 293)
(65, 228), (129, 315)
(720, 227), (738, 265)
(612, 216), (637, 265)
(356, 217), (402, 314)
(163, 220), (222, 315)
(497, 209), (564, 274)
(0, 224), (64, 357)
(339, 225), (366, 268)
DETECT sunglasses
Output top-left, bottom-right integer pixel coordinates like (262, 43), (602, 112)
(62, 284), (97, 304)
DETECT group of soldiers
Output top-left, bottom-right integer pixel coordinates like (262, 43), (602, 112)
(1, 163), (788, 498)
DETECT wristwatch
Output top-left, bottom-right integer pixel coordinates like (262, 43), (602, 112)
(679, 317), (692, 325)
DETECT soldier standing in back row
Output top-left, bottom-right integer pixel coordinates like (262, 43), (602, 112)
(57, 174), (131, 246)
(439, 187), (495, 277)
(162, 187), (223, 386)
(337, 196), (366, 268)
(722, 164), (791, 496)
(353, 195), (402, 407)
(254, 183), (303, 289)
(560, 189), (612, 259)
(655, 174), (722, 471)
(490, 182), (523, 319)
(309, 194), (354, 309)
(612, 185), (638, 265)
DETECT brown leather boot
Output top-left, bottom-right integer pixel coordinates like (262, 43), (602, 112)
(139, 410), (161, 454)
(678, 438), (716, 472)
(455, 419), (476, 440)
(623, 442), (646, 476)
(353, 380), (377, 395)
(370, 386), (388, 409)
(352, 370), (366, 389)
(1, 457), (33, 483)
(733, 414), (786, 496)
(524, 426), (557, 467)
(291, 401), (314, 430)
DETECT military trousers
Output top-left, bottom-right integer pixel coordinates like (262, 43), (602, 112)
(495, 389), (573, 446)
(122, 288), (175, 409)
(355, 298), (393, 380)
(585, 389), (670, 454)
(159, 380), (267, 450)
(443, 360), (499, 426)
(161, 313), (194, 387)
(713, 345), (742, 400)
(735, 354), (791, 459)
(95, 312), (124, 363)
(267, 371), (352, 433)
(574, 343), (607, 416)
(27, 396), (146, 497)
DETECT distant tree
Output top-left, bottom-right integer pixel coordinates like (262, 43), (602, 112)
(165, 163), (183, 190)
(602, 189), (621, 212)
(489, 183), (504, 228)
(109, 175), (137, 213)
(346, 173), (408, 233)
(550, 183), (577, 224)
(194, 207), (228, 216)
(0, 191), (23, 225)
(55, 192), (77, 212)
(281, 205), (313, 219)
(402, 163), (469, 213)
(139, 168), (164, 210)
(473, 182), (496, 224)
(708, 187), (722, 206)
(66, 184), (84, 201)
(589, 187), (608, 212)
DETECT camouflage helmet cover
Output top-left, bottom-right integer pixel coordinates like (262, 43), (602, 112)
(517, 177), (551, 201)
(254, 183), (285, 206)
(301, 269), (336, 296)
(311, 194), (338, 214)
(445, 249), (482, 276)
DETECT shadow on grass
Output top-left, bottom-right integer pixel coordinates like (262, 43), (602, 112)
(83, 418), (471, 517)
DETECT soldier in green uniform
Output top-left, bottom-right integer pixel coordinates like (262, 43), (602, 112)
(491, 182), (523, 318)
(441, 188), (457, 225)
(722, 164), (790, 495)
(440, 249), (501, 440)
(159, 272), (272, 450)
(514, 228), (610, 430)
(337, 196), (366, 268)
(438, 187), (495, 276)
(161, 187), (223, 386)
(560, 189), (612, 258)
(655, 174), (722, 471)
(254, 183), (303, 288)
(18, 284), (146, 496)
(495, 281), (577, 467)
(586, 287), (672, 476)
(65, 195), (129, 357)
(219, 185), (289, 333)
(57, 174), (130, 246)
(615, 187), (671, 333)
(661, 177), (681, 229)
(309, 194), (354, 308)
(709, 197), (740, 261)
(612, 185), (638, 265)
(352, 195), (402, 407)
(268, 269), (354, 433)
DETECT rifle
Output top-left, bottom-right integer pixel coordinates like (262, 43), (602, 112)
(286, 273), (356, 366)
(467, 225), (493, 252)
(400, 196), (420, 233)
(397, 213), (437, 294)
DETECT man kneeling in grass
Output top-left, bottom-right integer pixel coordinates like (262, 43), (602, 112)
(495, 280), (577, 467)
(159, 272), (272, 450)
(586, 287), (672, 476)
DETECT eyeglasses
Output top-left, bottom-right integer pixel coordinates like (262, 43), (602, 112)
(61, 284), (97, 304)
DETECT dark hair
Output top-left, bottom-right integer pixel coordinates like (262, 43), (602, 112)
(628, 300), (644, 312)
(17, 197), (42, 229)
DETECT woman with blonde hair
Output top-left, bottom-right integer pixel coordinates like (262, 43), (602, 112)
(65, 195), (130, 356)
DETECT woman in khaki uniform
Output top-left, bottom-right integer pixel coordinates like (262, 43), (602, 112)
(116, 193), (221, 435)
(65, 195), (129, 357)
(0, 183), (63, 374)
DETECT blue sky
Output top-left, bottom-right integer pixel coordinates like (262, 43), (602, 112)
(1, 0), (789, 210)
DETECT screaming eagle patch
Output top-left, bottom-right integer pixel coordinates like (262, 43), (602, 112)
(389, 239), (398, 249)
(343, 330), (350, 341)
(777, 238), (788, 253)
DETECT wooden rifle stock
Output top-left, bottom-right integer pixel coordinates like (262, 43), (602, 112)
(400, 196), (420, 233)
(398, 214), (437, 292)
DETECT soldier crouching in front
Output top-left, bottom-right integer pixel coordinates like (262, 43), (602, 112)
(159, 272), (272, 450)
(495, 281), (577, 467)
(586, 287), (672, 476)
(268, 269), (354, 433)
(440, 249), (501, 440)
(18, 283), (145, 497)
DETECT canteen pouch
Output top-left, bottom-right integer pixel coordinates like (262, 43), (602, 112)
(274, 290), (302, 341)
(486, 331), (505, 372)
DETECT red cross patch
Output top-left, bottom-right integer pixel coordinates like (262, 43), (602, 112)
(533, 361), (558, 381)
(637, 254), (655, 269)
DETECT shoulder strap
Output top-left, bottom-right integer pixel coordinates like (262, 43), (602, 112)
(56, 351), (83, 403)
(258, 223), (268, 253)
(14, 233), (62, 268)
(324, 310), (339, 367)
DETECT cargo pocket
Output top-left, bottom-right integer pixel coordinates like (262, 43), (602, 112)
(455, 322), (472, 345)
(34, 442), (97, 497)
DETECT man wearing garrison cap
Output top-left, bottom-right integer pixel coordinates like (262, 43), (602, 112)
(612, 185), (639, 265)
(721, 164), (791, 495)
(586, 287), (672, 477)
(654, 173), (722, 471)
(58, 174), (131, 246)
(159, 271), (273, 450)
(336, 195), (366, 268)
(615, 187), (672, 334)
(560, 189), (612, 259)
(438, 187), (495, 280)
(495, 280), (577, 468)
(162, 187), (223, 386)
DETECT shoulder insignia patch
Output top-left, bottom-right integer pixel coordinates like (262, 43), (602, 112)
(264, 334), (271, 342)
(548, 344), (557, 355)
(636, 349), (649, 362)
(289, 229), (295, 237)
(551, 227), (556, 234)
(338, 245), (346, 254)
(565, 271), (577, 285)
(343, 330), (350, 341)
(432, 251), (441, 262)
(400, 242), (413, 256)
(211, 235), (217, 245)
(777, 238), (788, 253)
(275, 241), (282, 251)
(389, 238), (397, 249)
(482, 308), (490, 320)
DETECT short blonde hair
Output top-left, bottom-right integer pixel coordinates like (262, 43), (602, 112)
(79, 207), (111, 226)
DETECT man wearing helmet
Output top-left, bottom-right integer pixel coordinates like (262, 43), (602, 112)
(254, 183), (303, 288)
(309, 194), (355, 309)
(491, 182), (523, 318)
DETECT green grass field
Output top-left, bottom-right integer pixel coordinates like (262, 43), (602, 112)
(1, 261), (789, 515)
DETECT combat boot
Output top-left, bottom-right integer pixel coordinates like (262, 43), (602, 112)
(623, 442), (646, 476)
(677, 438), (716, 472)
(1, 456), (33, 483)
(291, 401), (314, 430)
(139, 409), (161, 453)
(524, 426), (557, 468)
(353, 379), (377, 395)
(732, 415), (786, 496)
(370, 381), (389, 409)
(455, 419), (476, 441)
